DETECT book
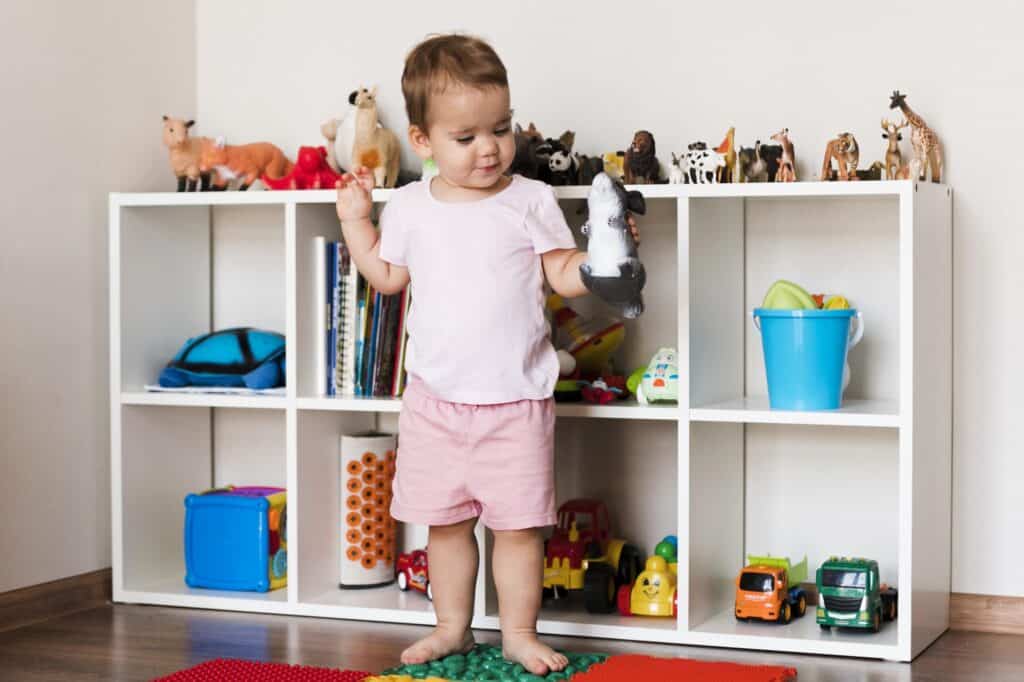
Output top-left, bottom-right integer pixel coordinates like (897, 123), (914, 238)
(374, 293), (399, 397)
(332, 242), (350, 395)
(327, 241), (338, 396)
(391, 287), (411, 396)
(339, 253), (360, 396)
(365, 290), (382, 396)
(313, 237), (327, 396)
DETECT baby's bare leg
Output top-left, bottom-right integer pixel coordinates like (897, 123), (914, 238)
(492, 528), (568, 675)
(400, 518), (478, 665)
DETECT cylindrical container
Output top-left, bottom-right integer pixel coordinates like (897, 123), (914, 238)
(753, 308), (864, 410)
(339, 432), (397, 588)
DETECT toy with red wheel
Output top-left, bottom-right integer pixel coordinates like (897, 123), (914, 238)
(617, 536), (679, 618)
(396, 548), (432, 601)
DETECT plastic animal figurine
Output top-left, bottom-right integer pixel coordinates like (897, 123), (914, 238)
(820, 133), (860, 181)
(575, 154), (605, 185)
(714, 127), (737, 183)
(771, 129), (797, 182)
(602, 151), (626, 182)
(162, 116), (208, 192)
(685, 142), (724, 184)
(547, 131), (578, 186)
(579, 172), (647, 319)
(509, 122), (552, 181)
(199, 137), (293, 191)
(889, 90), (943, 182)
(636, 348), (679, 405)
(320, 89), (365, 173)
(881, 118), (909, 180)
(351, 86), (401, 188)
(668, 153), (686, 184)
(624, 130), (660, 184)
(760, 144), (784, 182)
(736, 142), (768, 183)
(262, 146), (342, 190)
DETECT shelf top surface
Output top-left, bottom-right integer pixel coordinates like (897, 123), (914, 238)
(110, 179), (944, 208)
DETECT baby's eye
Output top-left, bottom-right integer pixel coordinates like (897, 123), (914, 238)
(494, 127), (511, 136)
(456, 136), (474, 145)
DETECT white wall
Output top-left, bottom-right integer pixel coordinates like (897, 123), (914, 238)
(0, 1), (195, 592)
(193, 0), (1022, 596)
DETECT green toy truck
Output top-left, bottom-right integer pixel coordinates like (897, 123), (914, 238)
(816, 556), (898, 633)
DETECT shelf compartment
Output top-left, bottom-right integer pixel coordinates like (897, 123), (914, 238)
(119, 576), (291, 613)
(689, 397), (899, 428)
(116, 405), (287, 600)
(114, 201), (286, 394)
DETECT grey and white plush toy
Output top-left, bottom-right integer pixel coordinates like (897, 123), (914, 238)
(579, 172), (647, 319)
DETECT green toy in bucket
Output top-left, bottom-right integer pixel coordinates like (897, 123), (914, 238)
(756, 280), (864, 410)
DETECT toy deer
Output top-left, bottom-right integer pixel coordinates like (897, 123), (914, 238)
(162, 116), (208, 191)
(881, 118), (909, 180)
(770, 128), (797, 182)
(714, 127), (736, 182)
(889, 90), (943, 183)
(351, 86), (401, 188)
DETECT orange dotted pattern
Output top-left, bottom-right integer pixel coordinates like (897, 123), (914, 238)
(344, 449), (397, 569)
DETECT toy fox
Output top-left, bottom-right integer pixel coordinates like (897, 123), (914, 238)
(199, 137), (293, 190)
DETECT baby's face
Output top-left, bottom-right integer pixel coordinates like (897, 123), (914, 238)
(422, 84), (515, 190)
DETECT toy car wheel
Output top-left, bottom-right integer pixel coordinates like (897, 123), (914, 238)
(397, 571), (409, 591)
(672, 589), (678, 618)
(872, 609), (881, 633)
(426, 582), (433, 602)
(616, 585), (632, 616)
(585, 541), (602, 559)
(583, 563), (616, 614)
(615, 544), (643, 589)
(778, 602), (792, 624)
(796, 594), (807, 617)
(820, 624), (831, 632)
(885, 598), (897, 621)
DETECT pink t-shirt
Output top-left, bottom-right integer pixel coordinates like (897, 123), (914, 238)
(378, 175), (577, 404)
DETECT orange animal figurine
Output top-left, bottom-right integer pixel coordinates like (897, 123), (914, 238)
(350, 86), (401, 188)
(162, 115), (209, 192)
(771, 128), (797, 182)
(199, 137), (293, 191)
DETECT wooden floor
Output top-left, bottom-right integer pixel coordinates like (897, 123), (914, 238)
(0, 604), (1021, 681)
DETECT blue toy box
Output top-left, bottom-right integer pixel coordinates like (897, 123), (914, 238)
(184, 486), (287, 592)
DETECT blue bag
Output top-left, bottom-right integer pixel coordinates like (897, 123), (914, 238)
(158, 328), (286, 390)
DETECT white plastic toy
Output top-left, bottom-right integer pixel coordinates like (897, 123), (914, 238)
(636, 348), (680, 405)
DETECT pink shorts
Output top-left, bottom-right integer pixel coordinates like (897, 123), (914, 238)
(390, 379), (557, 531)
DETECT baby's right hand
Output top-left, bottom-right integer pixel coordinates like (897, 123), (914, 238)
(335, 166), (376, 223)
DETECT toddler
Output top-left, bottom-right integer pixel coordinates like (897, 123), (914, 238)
(335, 34), (638, 676)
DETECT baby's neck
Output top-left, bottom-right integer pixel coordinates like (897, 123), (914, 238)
(429, 174), (511, 203)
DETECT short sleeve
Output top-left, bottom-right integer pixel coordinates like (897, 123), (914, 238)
(377, 197), (407, 266)
(524, 185), (576, 254)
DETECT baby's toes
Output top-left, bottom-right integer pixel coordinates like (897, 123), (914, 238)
(546, 651), (569, 671)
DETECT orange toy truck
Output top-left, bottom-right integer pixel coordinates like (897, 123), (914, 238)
(199, 137), (293, 191)
(734, 554), (808, 624)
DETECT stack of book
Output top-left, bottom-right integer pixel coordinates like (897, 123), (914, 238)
(315, 237), (411, 397)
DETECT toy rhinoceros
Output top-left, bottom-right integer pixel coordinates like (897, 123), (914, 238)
(580, 172), (647, 319)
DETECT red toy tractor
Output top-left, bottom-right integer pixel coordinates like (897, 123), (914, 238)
(543, 499), (642, 613)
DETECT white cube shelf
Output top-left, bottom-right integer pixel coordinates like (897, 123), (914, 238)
(110, 180), (951, 661)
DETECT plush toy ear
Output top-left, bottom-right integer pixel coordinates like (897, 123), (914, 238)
(186, 120), (195, 128)
(369, 85), (378, 98)
(627, 191), (647, 216)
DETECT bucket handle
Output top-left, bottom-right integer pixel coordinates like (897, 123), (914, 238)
(751, 310), (865, 348)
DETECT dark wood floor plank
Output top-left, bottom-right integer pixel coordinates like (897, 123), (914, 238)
(0, 605), (1022, 681)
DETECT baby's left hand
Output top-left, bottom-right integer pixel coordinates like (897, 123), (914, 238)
(626, 213), (641, 246)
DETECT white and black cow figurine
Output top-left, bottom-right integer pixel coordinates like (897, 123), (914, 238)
(548, 147), (580, 186)
(684, 141), (725, 184)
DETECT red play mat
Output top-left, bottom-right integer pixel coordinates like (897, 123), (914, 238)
(571, 654), (797, 681)
(153, 658), (371, 681)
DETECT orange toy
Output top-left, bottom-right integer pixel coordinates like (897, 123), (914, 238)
(571, 654), (796, 681)
(199, 137), (293, 190)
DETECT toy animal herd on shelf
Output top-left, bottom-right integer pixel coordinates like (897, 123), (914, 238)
(162, 88), (943, 192)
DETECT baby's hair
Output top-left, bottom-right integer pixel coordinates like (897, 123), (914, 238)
(402, 33), (508, 130)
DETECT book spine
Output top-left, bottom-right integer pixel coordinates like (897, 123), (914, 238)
(313, 237), (327, 396)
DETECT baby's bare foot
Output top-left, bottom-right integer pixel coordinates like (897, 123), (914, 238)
(400, 627), (475, 665)
(502, 633), (568, 676)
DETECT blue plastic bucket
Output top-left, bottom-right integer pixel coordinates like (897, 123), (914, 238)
(752, 308), (864, 410)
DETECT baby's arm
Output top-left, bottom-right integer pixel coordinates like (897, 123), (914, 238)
(336, 167), (410, 295)
(541, 215), (641, 299)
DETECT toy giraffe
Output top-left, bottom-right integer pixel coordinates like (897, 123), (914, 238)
(889, 91), (942, 183)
